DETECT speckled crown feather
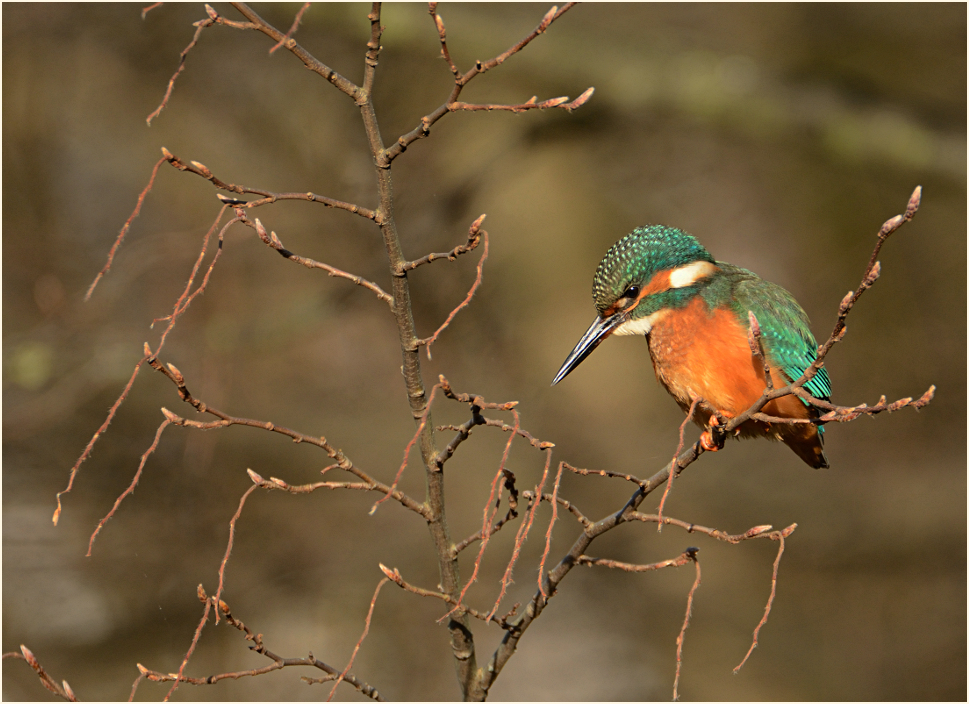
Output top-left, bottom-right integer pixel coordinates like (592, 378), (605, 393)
(591, 225), (715, 312)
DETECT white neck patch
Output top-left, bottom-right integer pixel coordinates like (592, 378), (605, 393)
(613, 309), (669, 337)
(668, 260), (718, 289)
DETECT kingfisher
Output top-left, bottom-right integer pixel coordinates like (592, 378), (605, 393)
(552, 225), (830, 469)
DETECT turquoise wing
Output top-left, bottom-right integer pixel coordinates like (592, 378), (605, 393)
(720, 264), (832, 403)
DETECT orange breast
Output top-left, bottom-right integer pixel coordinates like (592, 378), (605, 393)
(647, 297), (814, 427)
(647, 296), (825, 466)
(648, 297), (765, 412)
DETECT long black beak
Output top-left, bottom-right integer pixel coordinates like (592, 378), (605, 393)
(551, 312), (625, 386)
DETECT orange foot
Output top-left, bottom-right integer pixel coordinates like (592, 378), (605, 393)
(700, 412), (734, 452)
(699, 431), (719, 452)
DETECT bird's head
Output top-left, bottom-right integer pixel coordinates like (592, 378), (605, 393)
(552, 225), (719, 385)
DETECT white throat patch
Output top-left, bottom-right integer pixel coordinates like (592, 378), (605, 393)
(613, 310), (669, 337)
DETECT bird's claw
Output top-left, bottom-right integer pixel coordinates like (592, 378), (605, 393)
(700, 430), (720, 452)
(700, 412), (732, 452)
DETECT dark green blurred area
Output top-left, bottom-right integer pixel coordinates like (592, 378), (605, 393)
(3, 3), (965, 701)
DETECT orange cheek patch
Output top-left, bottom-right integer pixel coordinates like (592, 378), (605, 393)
(641, 270), (673, 297)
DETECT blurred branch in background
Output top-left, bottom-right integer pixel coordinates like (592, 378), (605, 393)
(2, 2), (964, 702)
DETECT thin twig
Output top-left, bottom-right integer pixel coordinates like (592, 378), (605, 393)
(327, 578), (389, 701)
(86, 155), (168, 299)
(134, 597), (383, 701)
(86, 418), (171, 555)
(734, 528), (794, 672)
(3, 646), (78, 702)
(59, 209), (232, 524)
(242, 215), (393, 306)
(269, 2), (310, 53)
(227, 3), (363, 99)
(657, 395), (700, 526)
(162, 147), (377, 220)
(673, 550), (701, 701)
(147, 12), (215, 124)
(386, 3), (591, 163)
(379, 564), (513, 629)
(418, 230), (489, 359)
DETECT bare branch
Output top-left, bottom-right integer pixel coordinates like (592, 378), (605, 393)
(577, 547), (698, 573)
(86, 154), (168, 299)
(151, 384), (428, 519)
(133, 596), (384, 701)
(57, 210), (232, 524)
(657, 396), (700, 525)
(327, 578), (388, 701)
(734, 532), (790, 672)
(146, 12), (215, 124)
(563, 461), (644, 486)
(2, 646), (78, 702)
(86, 417), (171, 555)
(226, 3), (363, 99)
(673, 551), (701, 701)
(418, 230), (489, 359)
(268, 3), (310, 54)
(403, 214), (486, 271)
(520, 487), (591, 528)
(162, 147), (377, 220)
(449, 89), (596, 114)
(240, 215), (393, 306)
(385, 4), (591, 163)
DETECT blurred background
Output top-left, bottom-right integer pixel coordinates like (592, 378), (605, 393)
(3, 3), (965, 700)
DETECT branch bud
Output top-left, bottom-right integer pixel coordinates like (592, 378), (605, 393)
(247, 468), (265, 484)
(216, 193), (247, 205)
(566, 86), (595, 110)
(746, 311), (762, 355)
(539, 6), (558, 31)
(905, 185), (922, 220)
(190, 161), (212, 178)
(839, 290), (854, 315)
(863, 261), (882, 288)
(378, 563), (403, 584)
(541, 96), (569, 108)
(879, 214), (903, 238)
(205, 4), (219, 20)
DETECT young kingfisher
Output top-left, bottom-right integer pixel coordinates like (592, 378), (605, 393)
(552, 225), (830, 469)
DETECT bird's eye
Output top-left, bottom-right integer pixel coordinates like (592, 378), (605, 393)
(622, 285), (640, 300)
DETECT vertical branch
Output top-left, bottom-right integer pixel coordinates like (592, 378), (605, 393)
(355, 3), (477, 695)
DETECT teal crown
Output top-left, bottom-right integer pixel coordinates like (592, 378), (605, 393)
(592, 225), (714, 313)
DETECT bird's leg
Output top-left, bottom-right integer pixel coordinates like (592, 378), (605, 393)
(699, 411), (733, 452)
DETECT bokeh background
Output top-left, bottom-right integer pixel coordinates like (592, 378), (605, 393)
(3, 3), (965, 701)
